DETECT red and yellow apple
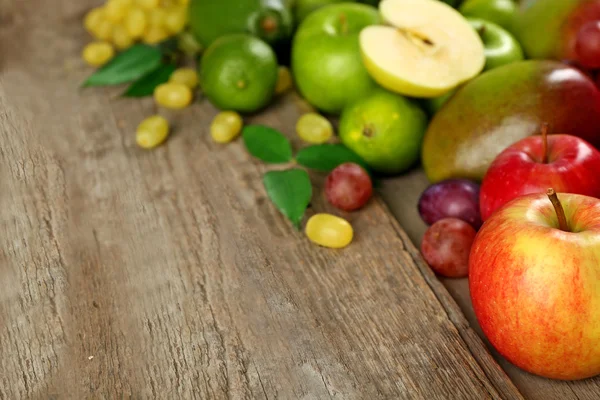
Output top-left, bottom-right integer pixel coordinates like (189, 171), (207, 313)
(480, 126), (600, 221)
(470, 190), (600, 380)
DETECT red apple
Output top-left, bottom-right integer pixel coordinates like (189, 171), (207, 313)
(480, 125), (600, 221)
(470, 189), (600, 380)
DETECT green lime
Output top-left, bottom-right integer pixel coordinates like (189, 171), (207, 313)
(188, 0), (294, 48)
(199, 34), (278, 113)
(339, 88), (428, 175)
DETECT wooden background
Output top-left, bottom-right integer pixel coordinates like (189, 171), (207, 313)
(1, 0), (599, 398)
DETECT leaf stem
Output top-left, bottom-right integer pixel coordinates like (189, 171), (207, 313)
(546, 188), (569, 232)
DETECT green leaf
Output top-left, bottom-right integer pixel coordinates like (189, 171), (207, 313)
(295, 144), (370, 172)
(82, 44), (163, 87)
(122, 63), (176, 97)
(263, 169), (312, 229)
(243, 125), (293, 164)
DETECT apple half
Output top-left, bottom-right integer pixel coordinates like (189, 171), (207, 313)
(360, 0), (486, 97)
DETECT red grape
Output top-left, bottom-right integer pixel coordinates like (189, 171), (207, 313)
(417, 179), (482, 229)
(325, 163), (373, 211)
(575, 20), (600, 69)
(420, 218), (476, 278)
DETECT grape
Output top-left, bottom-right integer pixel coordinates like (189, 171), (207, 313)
(143, 26), (169, 44)
(147, 8), (166, 27)
(82, 41), (115, 67)
(154, 82), (193, 109)
(136, 115), (170, 149)
(418, 178), (481, 229)
(575, 21), (600, 69)
(164, 6), (187, 34)
(136, 0), (160, 10)
(84, 7), (106, 36)
(112, 25), (134, 50)
(275, 66), (293, 95)
(305, 214), (353, 249)
(169, 68), (199, 89)
(105, 0), (132, 23)
(325, 163), (373, 212)
(296, 113), (333, 144)
(95, 19), (114, 41)
(420, 218), (476, 278)
(124, 8), (147, 38)
(210, 111), (243, 143)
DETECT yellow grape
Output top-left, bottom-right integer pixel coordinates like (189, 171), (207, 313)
(154, 82), (193, 109)
(84, 7), (105, 35)
(296, 113), (333, 144)
(105, 0), (132, 23)
(210, 111), (243, 143)
(136, 0), (160, 10)
(275, 66), (293, 95)
(94, 19), (114, 41)
(136, 115), (170, 149)
(142, 26), (169, 44)
(124, 7), (147, 38)
(163, 6), (187, 34)
(147, 8), (166, 27)
(169, 68), (198, 89)
(82, 41), (115, 67)
(112, 25), (134, 49)
(305, 214), (353, 249)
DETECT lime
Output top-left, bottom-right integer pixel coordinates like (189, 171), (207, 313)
(339, 88), (428, 175)
(199, 34), (278, 113)
(188, 0), (293, 48)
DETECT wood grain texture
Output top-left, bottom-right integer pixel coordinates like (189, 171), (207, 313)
(0, 1), (524, 398)
(379, 171), (600, 400)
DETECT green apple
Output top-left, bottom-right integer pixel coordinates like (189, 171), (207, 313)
(359, 0), (485, 98)
(459, 0), (517, 33)
(294, 0), (348, 22)
(339, 88), (428, 174)
(438, 0), (462, 7)
(468, 18), (524, 70)
(292, 3), (380, 114)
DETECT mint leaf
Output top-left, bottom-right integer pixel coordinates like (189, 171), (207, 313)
(263, 169), (312, 229)
(122, 63), (176, 97)
(243, 125), (293, 164)
(82, 44), (163, 87)
(296, 144), (370, 172)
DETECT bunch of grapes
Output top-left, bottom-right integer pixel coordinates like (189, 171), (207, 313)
(82, 0), (189, 66)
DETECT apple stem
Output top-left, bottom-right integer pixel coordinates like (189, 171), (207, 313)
(339, 13), (348, 35)
(261, 16), (278, 33)
(546, 188), (569, 232)
(541, 123), (549, 164)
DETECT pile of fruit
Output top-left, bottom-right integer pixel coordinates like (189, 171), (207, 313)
(80, 0), (600, 381)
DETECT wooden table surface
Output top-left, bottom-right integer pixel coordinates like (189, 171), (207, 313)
(2, 1), (600, 398)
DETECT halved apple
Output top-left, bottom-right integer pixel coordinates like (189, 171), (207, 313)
(360, 0), (485, 98)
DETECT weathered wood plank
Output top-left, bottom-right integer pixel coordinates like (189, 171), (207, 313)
(0, 1), (524, 398)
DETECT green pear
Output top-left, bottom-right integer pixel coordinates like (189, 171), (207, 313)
(459, 0), (517, 33)
(421, 60), (600, 183)
(468, 18), (524, 70)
